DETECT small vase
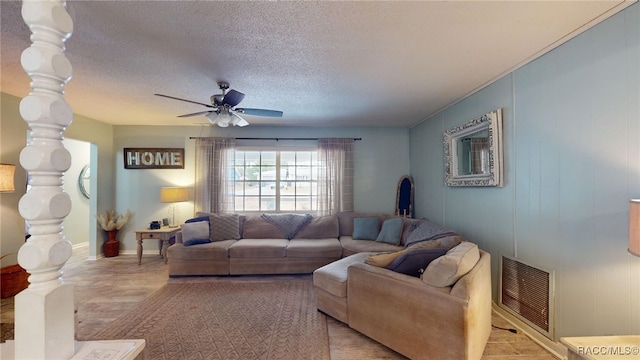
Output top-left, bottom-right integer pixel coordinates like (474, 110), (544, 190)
(104, 230), (120, 257)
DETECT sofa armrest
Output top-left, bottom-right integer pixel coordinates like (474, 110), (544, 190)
(347, 256), (490, 360)
(175, 231), (183, 244)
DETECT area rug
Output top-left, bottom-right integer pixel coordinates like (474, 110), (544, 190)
(86, 277), (330, 360)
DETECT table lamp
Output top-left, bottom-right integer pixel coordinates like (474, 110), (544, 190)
(160, 187), (189, 227)
(0, 164), (16, 192)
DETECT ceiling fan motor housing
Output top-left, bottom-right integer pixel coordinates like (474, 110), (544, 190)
(211, 94), (224, 106)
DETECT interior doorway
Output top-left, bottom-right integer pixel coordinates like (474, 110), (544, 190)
(62, 138), (97, 258)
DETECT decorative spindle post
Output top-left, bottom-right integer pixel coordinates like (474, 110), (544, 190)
(15, 0), (75, 358)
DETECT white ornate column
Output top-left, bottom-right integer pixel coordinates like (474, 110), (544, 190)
(15, 0), (75, 358)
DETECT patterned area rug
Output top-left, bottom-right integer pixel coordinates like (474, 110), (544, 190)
(86, 277), (330, 360)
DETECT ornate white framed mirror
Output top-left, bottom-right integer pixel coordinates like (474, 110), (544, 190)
(444, 108), (504, 187)
(78, 164), (90, 198)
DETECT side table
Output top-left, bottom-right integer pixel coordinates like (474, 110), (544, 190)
(134, 227), (180, 265)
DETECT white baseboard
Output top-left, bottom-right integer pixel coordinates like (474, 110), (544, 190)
(72, 242), (89, 250)
(492, 302), (568, 359)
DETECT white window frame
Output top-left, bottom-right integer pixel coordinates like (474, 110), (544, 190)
(233, 146), (318, 213)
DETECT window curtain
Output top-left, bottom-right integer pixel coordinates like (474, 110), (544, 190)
(194, 137), (236, 214)
(470, 138), (488, 175)
(317, 138), (354, 216)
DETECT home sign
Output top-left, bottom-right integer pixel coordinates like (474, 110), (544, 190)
(124, 148), (184, 169)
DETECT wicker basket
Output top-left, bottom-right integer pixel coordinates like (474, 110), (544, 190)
(1, 264), (29, 298)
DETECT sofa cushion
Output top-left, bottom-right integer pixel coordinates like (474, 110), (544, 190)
(336, 212), (358, 237)
(340, 236), (404, 257)
(208, 213), (241, 241)
(376, 217), (403, 245)
(365, 248), (410, 267)
(287, 238), (343, 258)
(421, 242), (480, 287)
(400, 217), (422, 246)
(294, 215), (339, 239)
(181, 221), (211, 246)
(313, 252), (374, 298)
(353, 217), (379, 240)
(365, 237), (456, 268)
(386, 247), (447, 277)
(241, 215), (286, 239)
(228, 239), (288, 258)
(168, 240), (236, 260)
(404, 219), (457, 247)
(406, 235), (464, 251)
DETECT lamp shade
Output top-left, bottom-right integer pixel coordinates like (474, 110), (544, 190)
(0, 164), (16, 192)
(630, 200), (640, 257)
(206, 111), (233, 127)
(160, 187), (189, 203)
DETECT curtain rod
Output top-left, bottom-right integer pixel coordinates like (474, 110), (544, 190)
(189, 137), (362, 141)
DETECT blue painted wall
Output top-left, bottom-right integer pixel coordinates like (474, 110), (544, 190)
(112, 125), (411, 253)
(410, 4), (640, 337)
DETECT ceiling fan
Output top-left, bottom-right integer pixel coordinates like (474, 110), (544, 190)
(155, 82), (283, 127)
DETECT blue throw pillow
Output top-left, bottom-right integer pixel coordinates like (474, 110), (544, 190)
(181, 221), (211, 246)
(386, 247), (448, 277)
(376, 218), (403, 245)
(352, 217), (379, 240)
(185, 216), (209, 224)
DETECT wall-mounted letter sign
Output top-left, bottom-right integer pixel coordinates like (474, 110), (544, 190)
(124, 148), (184, 169)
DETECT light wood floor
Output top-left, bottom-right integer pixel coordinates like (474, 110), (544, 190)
(1, 246), (558, 359)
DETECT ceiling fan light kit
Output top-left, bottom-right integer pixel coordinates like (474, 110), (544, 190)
(156, 81), (282, 127)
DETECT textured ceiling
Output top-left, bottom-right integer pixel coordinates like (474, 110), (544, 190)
(0, 1), (634, 128)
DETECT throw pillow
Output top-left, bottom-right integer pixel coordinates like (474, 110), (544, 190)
(376, 218), (403, 245)
(209, 213), (241, 241)
(185, 216), (209, 224)
(365, 248), (410, 267)
(181, 221), (211, 246)
(421, 242), (480, 287)
(386, 247), (447, 277)
(352, 217), (379, 240)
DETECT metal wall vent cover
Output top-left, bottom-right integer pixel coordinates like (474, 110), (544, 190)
(499, 255), (555, 339)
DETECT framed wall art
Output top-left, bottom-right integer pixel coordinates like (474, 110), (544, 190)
(123, 148), (184, 169)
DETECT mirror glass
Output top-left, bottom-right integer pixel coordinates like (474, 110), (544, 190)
(455, 128), (490, 176)
(444, 109), (503, 187)
(79, 165), (90, 198)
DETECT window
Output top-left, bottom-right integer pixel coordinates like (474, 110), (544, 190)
(233, 150), (318, 212)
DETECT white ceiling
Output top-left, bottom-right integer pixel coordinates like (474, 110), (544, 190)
(1, 1), (634, 128)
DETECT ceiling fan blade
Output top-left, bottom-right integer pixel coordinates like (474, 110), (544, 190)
(236, 108), (283, 117)
(155, 93), (215, 108)
(177, 110), (213, 118)
(230, 112), (249, 127)
(222, 89), (245, 107)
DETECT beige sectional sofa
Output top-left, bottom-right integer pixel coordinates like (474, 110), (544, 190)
(313, 241), (492, 360)
(167, 210), (472, 276)
(167, 211), (492, 359)
(168, 212), (344, 276)
(168, 211), (410, 276)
